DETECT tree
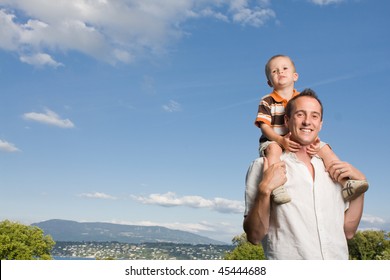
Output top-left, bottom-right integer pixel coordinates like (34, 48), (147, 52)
(227, 230), (390, 260)
(348, 230), (390, 260)
(0, 220), (55, 260)
(224, 233), (265, 260)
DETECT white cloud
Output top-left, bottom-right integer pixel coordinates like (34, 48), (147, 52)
(0, 139), (20, 152)
(228, 0), (275, 27)
(0, 0), (276, 66)
(23, 108), (75, 128)
(132, 192), (244, 214)
(358, 214), (390, 232)
(78, 192), (117, 200)
(130, 220), (217, 233)
(20, 53), (63, 68)
(162, 100), (182, 112)
(360, 214), (386, 225)
(308, 0), (344, 5)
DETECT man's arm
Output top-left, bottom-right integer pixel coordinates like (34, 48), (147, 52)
(328, 160), (366, 239)
(344, 195), (364, 239)
(243, 158), (287, 244)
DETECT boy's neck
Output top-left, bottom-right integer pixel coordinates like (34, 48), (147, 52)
(274, 86), (295, 100)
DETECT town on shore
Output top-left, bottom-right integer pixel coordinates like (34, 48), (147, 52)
(53, 241), (234, 260)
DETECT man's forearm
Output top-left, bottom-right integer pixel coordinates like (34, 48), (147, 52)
(344, 194), (364, 239)
(243, 189), (271, 244)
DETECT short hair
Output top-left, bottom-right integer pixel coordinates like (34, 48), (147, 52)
(265, 54), (296, 82)
(285, 88), (324, 120)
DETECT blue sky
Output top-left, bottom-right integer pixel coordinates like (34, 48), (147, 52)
(0, 0), (389, 243)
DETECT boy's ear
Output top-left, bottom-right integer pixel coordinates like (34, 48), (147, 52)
(267, 80), (273, 87)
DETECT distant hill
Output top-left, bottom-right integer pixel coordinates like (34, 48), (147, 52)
(32, 219), (225, 245)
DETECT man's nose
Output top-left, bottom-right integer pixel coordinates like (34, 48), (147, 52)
(302, 116), (310, 124)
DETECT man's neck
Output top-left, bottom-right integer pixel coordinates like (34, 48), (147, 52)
(295, 146), (315, 179)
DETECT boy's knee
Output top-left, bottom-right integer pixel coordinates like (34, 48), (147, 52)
(265, 143), (282, 156)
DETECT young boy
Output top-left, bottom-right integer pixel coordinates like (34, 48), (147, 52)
(255, 54), (368, 204)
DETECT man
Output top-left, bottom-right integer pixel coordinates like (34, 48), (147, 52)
(243, 89), (366, 259)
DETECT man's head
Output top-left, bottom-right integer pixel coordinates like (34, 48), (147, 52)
(285, 88), (323, 146)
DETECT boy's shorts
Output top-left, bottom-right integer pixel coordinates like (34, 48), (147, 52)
(259, 140), (328, 157)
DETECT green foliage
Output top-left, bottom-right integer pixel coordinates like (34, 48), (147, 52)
(348, 230), (390, 260)
(227, 230), (390, 260)
(224, 233), (265, 260)
(0, 220), (55, 260)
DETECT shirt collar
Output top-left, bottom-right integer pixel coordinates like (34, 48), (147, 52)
(283, 151), (322, 163)
(270, 89), (300, 107)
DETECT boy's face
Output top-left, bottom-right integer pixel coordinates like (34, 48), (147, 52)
(267, 56), (298, 89)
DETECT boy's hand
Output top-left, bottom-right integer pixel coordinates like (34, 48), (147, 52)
(307, 137), (321, 157)
(281, 132), (301, 152)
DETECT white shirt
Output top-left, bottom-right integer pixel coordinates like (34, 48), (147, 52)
(244, 153), (349, 260)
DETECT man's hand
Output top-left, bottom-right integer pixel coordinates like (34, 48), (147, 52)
(259, 158), (287, 194)
(327, 160), (367, 183)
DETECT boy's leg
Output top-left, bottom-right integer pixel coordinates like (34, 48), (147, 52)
(317, 144), (341, 176)
(318, 144), (368, 201)
(265, 143), (291, 204)
(265, 143), (283, 166)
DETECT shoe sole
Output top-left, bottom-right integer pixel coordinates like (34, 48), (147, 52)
(342, 181), (369, 201)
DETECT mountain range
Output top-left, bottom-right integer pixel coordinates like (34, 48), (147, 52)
(32, 219), (226, 245)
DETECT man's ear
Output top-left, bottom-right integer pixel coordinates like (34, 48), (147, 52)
(284, 114), (289, 127)
(267, 80), (273, 87)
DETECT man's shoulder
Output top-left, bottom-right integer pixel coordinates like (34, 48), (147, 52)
(245, 158), (264, 186)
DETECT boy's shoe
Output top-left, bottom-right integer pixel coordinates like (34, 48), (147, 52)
(342, 180), (369, 201)
(271, 186), (291, 204)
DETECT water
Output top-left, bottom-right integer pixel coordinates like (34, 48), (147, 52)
(53, 256), (95, 260)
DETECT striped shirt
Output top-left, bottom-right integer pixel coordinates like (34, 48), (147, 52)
(255, 89), (300, 143)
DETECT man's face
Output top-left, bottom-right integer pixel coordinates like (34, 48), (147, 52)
(285, 96), (323, 146)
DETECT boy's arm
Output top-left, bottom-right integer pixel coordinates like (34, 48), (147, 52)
(259, 123), (300, 152)
(259, 123), (284, 145)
